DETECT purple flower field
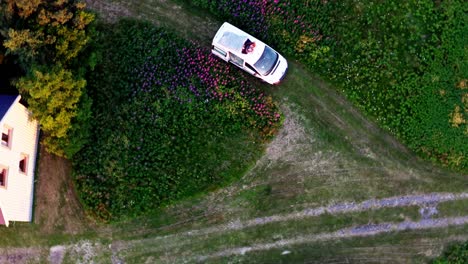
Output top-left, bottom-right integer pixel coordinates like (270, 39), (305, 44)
(76, 20), (282, 219)
(190, 0), (323, 51)
(132, 39), (281, 135)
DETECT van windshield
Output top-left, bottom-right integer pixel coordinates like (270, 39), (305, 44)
(254, 46), (278, 75)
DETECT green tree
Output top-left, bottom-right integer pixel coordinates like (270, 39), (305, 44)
(16, 65), (86, 157)
(1, 0), (95, 158)
(1, 0), (94, 67)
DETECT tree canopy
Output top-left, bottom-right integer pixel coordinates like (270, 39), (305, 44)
(1, 0), (94, 67)
(0, 0), (95, 158)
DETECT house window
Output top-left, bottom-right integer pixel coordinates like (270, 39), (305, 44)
(1, 125), (12, 148)
(0, 167), (7, 188)
(19, 154), (29, 174)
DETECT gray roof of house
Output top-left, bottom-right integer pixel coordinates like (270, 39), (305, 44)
(0, 95), (18, 122)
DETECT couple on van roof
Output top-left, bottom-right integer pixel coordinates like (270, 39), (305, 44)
(242, 39), (256, 54)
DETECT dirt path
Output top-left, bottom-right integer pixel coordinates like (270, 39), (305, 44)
(84, 0), (219, 45)
(40, 211), (468, 263)
(0, 247), (44, 264)
(34, 145), (90, 234)
(138, 192), (468, 240)
(197, 216), (468, 261)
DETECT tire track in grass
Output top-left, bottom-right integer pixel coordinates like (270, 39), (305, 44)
(84, 0), (132, 22)
(197, 216), (468, 261)
(111, 192), (468, 258)
(145, 192), (468, 240)
(85, 0), (218, 44)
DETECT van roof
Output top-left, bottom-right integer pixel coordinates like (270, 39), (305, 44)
(212, 22), (266, 65)
(218, 31), (247, 53)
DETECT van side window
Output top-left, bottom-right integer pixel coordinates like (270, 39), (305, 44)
(212, 46), (227, 57)
(229, 52), (244, 67)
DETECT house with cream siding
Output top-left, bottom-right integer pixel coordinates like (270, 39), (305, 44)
(0, 95), (39, 227)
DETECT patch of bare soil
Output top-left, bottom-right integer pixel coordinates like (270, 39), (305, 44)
(84, 0), (132, 23)
(66, 241), (102, 264)
(34, 145), (90, 234)
(0, 247), (43, 264)
(84, 0), (219, 45)
(48, 245), (65, 264)
(262, 103), (341, 175)
(197, 216), (468, 261)
(47, 241), (106, 264)
(266, 104), (317, 162)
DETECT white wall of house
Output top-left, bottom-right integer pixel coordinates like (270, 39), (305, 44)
(0, 96), (39, 223)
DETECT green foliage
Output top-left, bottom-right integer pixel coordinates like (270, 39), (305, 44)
(54, 92), (93, 158)
(401, 0), (468, 169)
(16, 65), (86, 157)
(313, 0), (468, 171)
(432, 241), (468, 264)
(1, 0), (94, 67)
(1, 0), (95, 158)
(74, 20), (280, 220)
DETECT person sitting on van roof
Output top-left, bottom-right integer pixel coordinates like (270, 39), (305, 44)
(242, 39), (256, 54)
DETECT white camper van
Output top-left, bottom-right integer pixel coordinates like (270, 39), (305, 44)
(211, 22), (288, 85)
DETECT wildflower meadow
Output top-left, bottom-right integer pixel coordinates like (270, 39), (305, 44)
(73, 20), (281, 219)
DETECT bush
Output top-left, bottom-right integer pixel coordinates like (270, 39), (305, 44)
(16, 65), (88, 157)
(432, 241), (468, 264)
(74, 20), (281, 220)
